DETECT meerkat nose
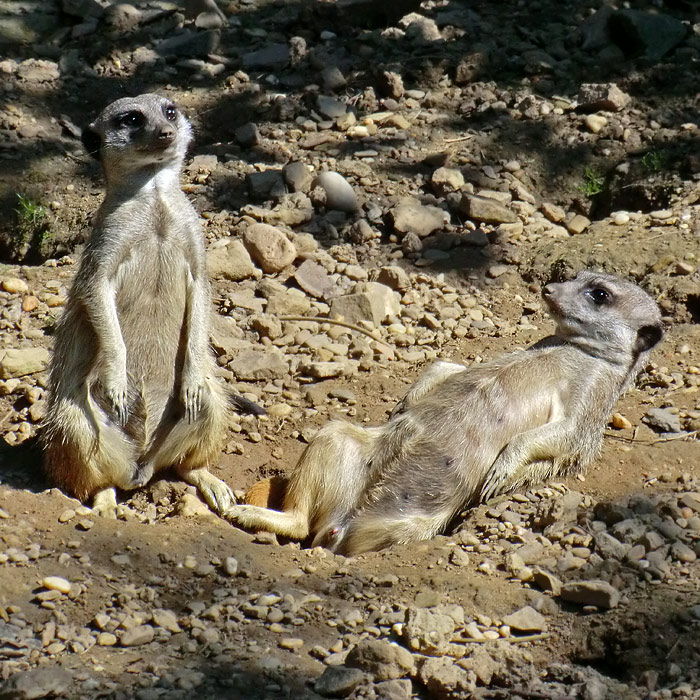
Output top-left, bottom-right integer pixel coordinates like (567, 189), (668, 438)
(542, 284), (555, 297)
(157, 125), (176, 143)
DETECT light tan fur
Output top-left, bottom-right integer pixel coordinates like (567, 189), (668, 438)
(42, 94), (252, 517)
(224, 272), (663, 555)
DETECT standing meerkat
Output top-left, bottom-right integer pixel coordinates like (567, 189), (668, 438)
(42, 93), (262, 517)
(224, 271), (663, 555)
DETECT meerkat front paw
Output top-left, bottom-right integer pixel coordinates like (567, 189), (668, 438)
(181, 373), (206, 423)
(103, 372), (129, 424)
(480, 461), (512, 502)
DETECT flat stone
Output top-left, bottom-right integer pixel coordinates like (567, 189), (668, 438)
(345, 640), (415, 681)
(419, 657), (475, 699)
(293, 259), (336, 300)
(593, 531), (630, 560)
(1, 277), (29, 294)
(229, 348), (288, 381)
(611, 9), (688, 61)
(207, 239), (258, 281)
(643, 407), (682, 433)
(235, 122), (260, 147)
(283, 161), (314, 192)
(0, 347), (50, 379)
(403, 607), (455, 655)
(317, 95), (348, 119)
(330, 283), (399, 326)
(577, 83), (631, 112)
(42, 576), (71, 594)
(152, 609), (181, 633)
(0, 667), (72, 699)
(541, 202), (566, 223)
(242, 223), (297, 273)
(502, 605), (547, 633)
(156, 29), (220, 57)
(584, 114), (608, 134)
(242, 42), (290, 69)
(565, 214), (591, 235)
(377, 265), (410, 291)
(390, 199), (446, 238)
(246, 170), (285, 199)
(120, 625), (154, 647)
(16, 59), (60, 81)
(431, 167), (464, 195)
(314, 666), (365, 698)
(458, 194), (518, 224)
(531, 568), (562, 595)
(560, 580), (620, 609)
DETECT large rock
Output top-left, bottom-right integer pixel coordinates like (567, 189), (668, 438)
(345, 640), (415, 681)
(390, 199), (446, 238)
(418, 657), (475, 700)
(229, 348), (288, 381)
(293, 259), (336, 300)
(577, 83), (630, 112)
(643, 407), (682, 433)
(313, 171), (358, 212)
(403, 607), (455, 655)
(0, 347), (50, 378)
(458, 194), (518, 224)
(610, 9), (687, 61)
(0, 667), (72, 699)
(560, 580), (620, 609)
(502, 605), (547, 633)
(242, 43), (290, 69)
(314, 666), (365, 698)
(242, 223), (297, 273)
(156, 29), (220, 57)
(207, 238), (258, 281)
(120, 625), (155, 646)
(330, 283), (400, 326)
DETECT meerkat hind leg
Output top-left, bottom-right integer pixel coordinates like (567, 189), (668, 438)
(91, 487), (118, 519)
(178, 466), (236, 516)
(224, 503), (310, 540)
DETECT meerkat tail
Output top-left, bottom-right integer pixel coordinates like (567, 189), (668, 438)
(227, 390), (266, 416)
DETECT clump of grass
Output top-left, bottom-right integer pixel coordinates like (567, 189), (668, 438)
(578, 167), (605, 198)
(13, 193), (52, 259)
(642, 151), (663, 173)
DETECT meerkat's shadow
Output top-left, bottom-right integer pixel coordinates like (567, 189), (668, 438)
(0, 436), (48, 493)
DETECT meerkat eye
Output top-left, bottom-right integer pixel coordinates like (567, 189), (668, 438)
(116, 111), (145, 129)
(164, 105), (178, 121)
(586, 287), (610, 305)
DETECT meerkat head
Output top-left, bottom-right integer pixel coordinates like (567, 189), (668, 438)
(81, 93), (193, 177)
(543, 270), (663, 363)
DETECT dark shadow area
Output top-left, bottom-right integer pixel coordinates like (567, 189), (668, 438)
(0, 436), (45, 492)
(0, 0), (697, 275)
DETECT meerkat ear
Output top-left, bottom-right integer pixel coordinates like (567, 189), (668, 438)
(634, 324), (663, 354)
(81, 124), (102, 160)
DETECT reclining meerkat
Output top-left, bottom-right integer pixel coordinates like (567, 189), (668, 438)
(42, 93), (262, 517)
(224, 271), (663, 555)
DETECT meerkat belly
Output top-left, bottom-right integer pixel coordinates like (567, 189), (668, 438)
(115, 241), (189, 385)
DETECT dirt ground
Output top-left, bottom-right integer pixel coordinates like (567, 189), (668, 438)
(1, 0), (700, 698)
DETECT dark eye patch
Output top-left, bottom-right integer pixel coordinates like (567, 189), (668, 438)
(586, 287), (611, 305)
(115, 111), (145, 129)
(164, 104), (177, 121)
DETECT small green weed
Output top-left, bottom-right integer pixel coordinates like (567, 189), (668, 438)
(578, 167), (605, 198)
(642, 151), (663, 172)
(13, 193), (52, 258)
